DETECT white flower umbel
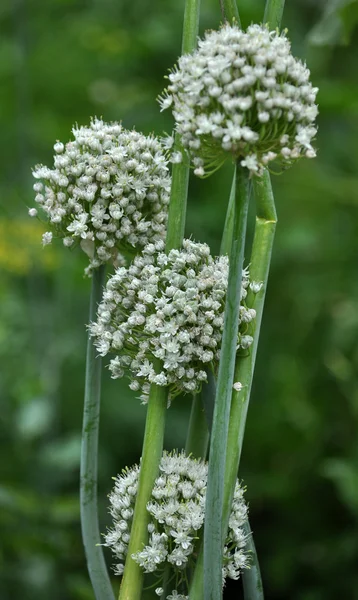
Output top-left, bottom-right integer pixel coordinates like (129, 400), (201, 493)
(90, 239), (257, 401)
(32, 118), (171, 274)
(160, 24), (318, 176)
(105, 451), (249, 595)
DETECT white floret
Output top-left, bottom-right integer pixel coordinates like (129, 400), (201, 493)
(90, 239), (256, 401)
(32, 118), (171, 274)
(104, 451), (249, 595)
(161, 24), (318, 176)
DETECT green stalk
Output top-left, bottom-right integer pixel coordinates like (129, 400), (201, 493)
(264, 0), (286, 29)
(222, 0), (285, 541)
(165, 137), (190, 252)
(221, 2), (284, 596)
(220, 0), (240, 24)
(204, 164), (250, 600)
(190, 172), (276, 600)
(165, 0), (201, 253)
(192, 2), (284, 598)
(201, 368), (216, 431)
(181, 0), (201, 55)
(118, 377), (167, 600)
(242, 520), (264, 600)
(80, 265), (115, 600)
(120, 3), (201, 598)
(220, 167), (236, 257)
(222, 168), (277, 557)
(185, 391), (210, 459)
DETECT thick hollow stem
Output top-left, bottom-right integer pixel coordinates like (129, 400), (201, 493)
(80, 265), (115, 600)
(204, 165), (250, 600)
(119, 2), (201, 599)
(220, 167), (236, 257)
(223, 169), (277, 551)
(189, 377), (262, 600)
(165, 0), (201, 253)
(190, 173), (276, 600)
(264, 0), (286, 29)
(118, 379), (167, 600)
(185, 391), (210, 459)
(196, 3), (283, 598)
(220, 0), (241, 24)
(165, 137), (190, 252)
(181, 0), (201, 55)
(221, 0), (284, 595)
(242, 520), (264, 600)
(220, 0), (283, 515)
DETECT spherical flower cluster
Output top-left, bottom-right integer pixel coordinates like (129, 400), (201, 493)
(160, 24), (318, 176)
(31, 118), (171, 274)
(104, 450), (249, 597)
(90, 239), (257, 402)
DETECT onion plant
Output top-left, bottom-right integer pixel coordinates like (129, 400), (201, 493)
(28, 0), (318, 598)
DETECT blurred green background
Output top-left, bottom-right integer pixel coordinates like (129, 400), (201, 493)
(1, 0), (358, 598)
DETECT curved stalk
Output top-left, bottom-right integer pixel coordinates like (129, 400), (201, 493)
(204, 165), (250, 600)
(118, 377), (167, 600)
(80, 265), (115, 600)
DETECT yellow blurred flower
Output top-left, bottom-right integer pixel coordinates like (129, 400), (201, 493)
(0, 219), (58, 275)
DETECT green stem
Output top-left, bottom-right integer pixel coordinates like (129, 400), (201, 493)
(242, 520), (264, 600)
(223, 0), (285, 593)
(181, 0), (201, 55)
(204, 165), (250, 600)
(220, 167), (236, 257)
(165, 0), (201, 253)
(190, 173), (276, 600)
(201, 369), (216, 432)
(161, 564), (171, 599)
(264, 0), (286, 29)
(185, 390), (210, 459)
(80, 265), (115, 600)
(188, 376), (262, 600)
(119, 2), (201, 598)
(165, 137), (190, 252)
(221, 0), (285, 592)
(220, 0), (240, 24)
(195, 3), (283, 598)
(223, 169), (277, 549)
(118, 378), (167, 600)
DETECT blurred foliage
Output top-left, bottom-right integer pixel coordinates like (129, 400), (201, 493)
(0, 0), (358, 598)
(307, 0), (358, 46)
